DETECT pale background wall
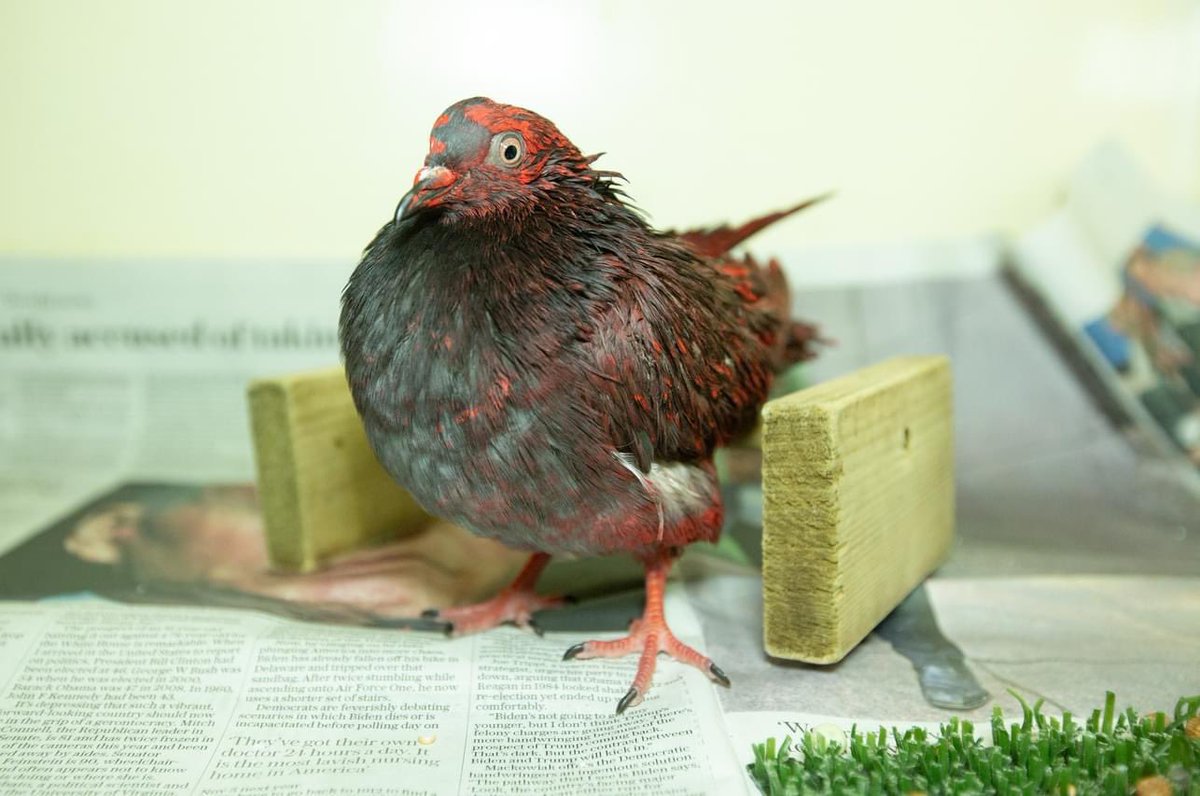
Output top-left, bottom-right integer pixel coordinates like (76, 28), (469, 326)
(2, 0), (1198, 274)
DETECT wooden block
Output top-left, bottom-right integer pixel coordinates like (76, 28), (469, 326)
(248, 366), (430, 572)
(761, 355), (954, 663)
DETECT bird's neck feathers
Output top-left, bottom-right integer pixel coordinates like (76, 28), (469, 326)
(348, 168), (637, 335)
(445, 158), (636, 234)
(387, 165), (641, 274)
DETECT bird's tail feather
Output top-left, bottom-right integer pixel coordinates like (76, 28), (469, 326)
(677, 193), (832, 259)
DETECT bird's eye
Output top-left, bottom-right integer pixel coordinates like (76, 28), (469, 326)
(490, 132), (525, 167)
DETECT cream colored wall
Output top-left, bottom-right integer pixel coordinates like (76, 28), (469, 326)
(2, 0), (1198, 265)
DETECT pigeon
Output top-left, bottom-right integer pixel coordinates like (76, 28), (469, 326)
(340, 97), (823, 713)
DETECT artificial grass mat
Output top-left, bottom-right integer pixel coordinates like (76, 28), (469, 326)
(750, 692), (1200, 795)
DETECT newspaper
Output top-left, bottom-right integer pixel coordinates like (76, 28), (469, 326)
(0, 260), (747, 793)
(0, 591), (745, 796)
(4, 257), (1199, 794)
(1011, 144), (1200, 472)
(4, 571), (1197, 796)
(0, 258), (348, 556)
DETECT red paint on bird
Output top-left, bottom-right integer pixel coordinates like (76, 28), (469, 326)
(457, 99), (584, 178)
(340, 96), (828, 710)
(734, 282), (759, 302)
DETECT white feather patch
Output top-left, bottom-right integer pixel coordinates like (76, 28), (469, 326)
(613, 452), (711, 541)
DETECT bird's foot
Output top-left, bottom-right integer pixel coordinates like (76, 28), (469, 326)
(423, 588), (567, 636)
(421, 552), (564, 636)
(562, 616), (730, 714)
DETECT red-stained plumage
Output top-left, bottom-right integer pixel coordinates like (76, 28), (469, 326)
(339, 97), (826, 713)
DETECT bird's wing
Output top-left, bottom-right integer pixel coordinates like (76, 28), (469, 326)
(578, 253), (776, 465)
(675, 198), (829, 368)
(712, 251), (823, 369)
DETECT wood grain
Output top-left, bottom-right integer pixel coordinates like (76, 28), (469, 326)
(248, 366), (430, 572)
(761, 356), (955, 663)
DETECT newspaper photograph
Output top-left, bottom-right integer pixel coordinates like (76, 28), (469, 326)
(0, 479), (562, 633)
(1086, 227), (1200, 465)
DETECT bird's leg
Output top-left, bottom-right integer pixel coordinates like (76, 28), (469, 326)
(423, 552), (564, 636)
(562, 547), (730, 714)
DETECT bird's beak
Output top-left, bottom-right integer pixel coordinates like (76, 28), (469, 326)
(395, 165), (457, 222)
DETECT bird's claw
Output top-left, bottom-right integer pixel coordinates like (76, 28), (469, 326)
(564, 617), (727, 714)
(419, 582), (566, 636)
(413, 608), (454, 635)
(429, 615), (549, 638)
(616, 687), (641, 715)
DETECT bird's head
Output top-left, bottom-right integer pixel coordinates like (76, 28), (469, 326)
(394, 97), (592, 224)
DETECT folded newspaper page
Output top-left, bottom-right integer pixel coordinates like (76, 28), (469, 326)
(0, 258), (347, 558)
(0, 590), (746, 796)
(1012, 144), (1200, 472)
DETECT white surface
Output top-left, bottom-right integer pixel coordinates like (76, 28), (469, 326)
(2, 2), (1199, 271)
